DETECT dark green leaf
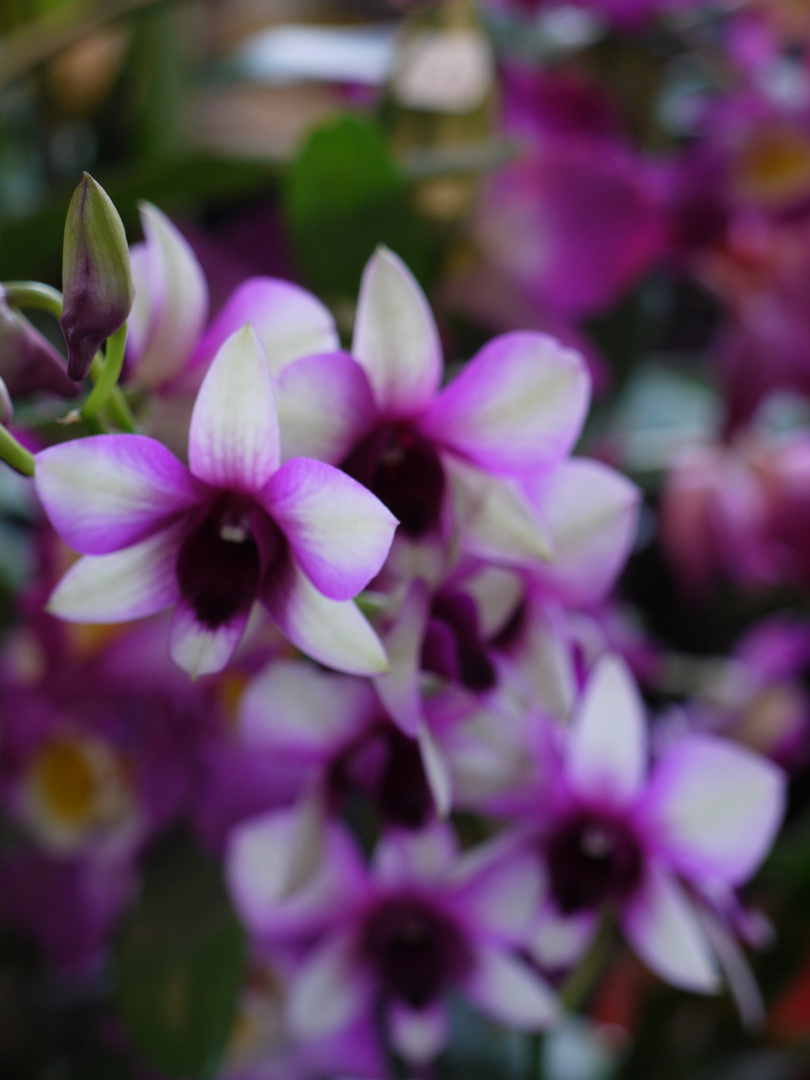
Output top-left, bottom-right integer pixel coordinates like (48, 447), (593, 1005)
(113, 832), (245, 1079)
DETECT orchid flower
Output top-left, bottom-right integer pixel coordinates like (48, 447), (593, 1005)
(35, 325), (398, 677)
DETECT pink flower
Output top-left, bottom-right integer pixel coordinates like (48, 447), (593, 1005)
(523, 656), (786, 993)
(35, 325), (398, 677)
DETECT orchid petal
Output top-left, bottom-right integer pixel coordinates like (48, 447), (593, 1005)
(188, 324), (279, 491)
(374, 579), (430, 737)
(388, 1000), (448, 1064)
(447, 458), (554, 565)
(275, 352), (376, 464)
(423, 332), (589, 473)
(35, 435), (200, 555)
(263, 559), (389, 675)
(418, 719), (453, 818)
(352, 247), (441, 416)
(530, 459), (640, 606)
(127, 203), (208, 388)
(168, 598), (250, 678)
(288, 932), (371, 1039)
(240, 659), (378, 754)
(567, 655), (647, 808)
(466, 944), (560, 1029)
(261, 457), (397, 601)
(642, 735), (786, 886)
(531, 908), (597, 971)
(454, 841), (543, 941)
(621, 863), (720, 993)
(189, 277), (338, 378)
(46, 523), (182, 623)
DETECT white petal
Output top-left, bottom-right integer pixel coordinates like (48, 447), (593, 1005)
(388, 1000), (448, 1064)
(168, 598), (250, 678)
(287, 932), (370, 1039)
(418, 719), (453, 818)
(621, 864), (720, 993)
(130, 202), (209, 388)
(352, 246), (442, 415)
(466, 944), (560, 1030)
(188, 324), (279, 492)
(643, 735), (786, 886)
(46, 524), (182, 623)
(373, 579), (430, 737)
(567, 655), (647, 808)
(264, 559), (389, 676)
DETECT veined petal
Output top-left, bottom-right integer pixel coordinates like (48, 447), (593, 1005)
(621, 863), (720, 993)
(641, 735), (786, 886)
(46, 523), (182, 623)
(352, 247), (442, 416)
(188, 324), (280, 491)
(128, 202), (208, 388)
(567, 655), (647, 808)
(168, 597), (250, 678)
(288, 932), (371, 1039)
(35, 435), (201, 555)
(447, 458), (554, 565)
(240, 659), (378, 754)
(529, 459), (640, 606)
(188, 277), (338, 378)
(466, 944), (560, 1030)
(263, 559), (389, 675)
(275, 352), (376, 464)
(261, 458), (397, 600)
(422, 332), (589, 473)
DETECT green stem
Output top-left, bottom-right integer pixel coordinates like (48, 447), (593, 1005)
(0, 424), (35, 477)
(82, 322), (128, 420)
(559, 915), (614, 1013)
(2, 280), (63, 319)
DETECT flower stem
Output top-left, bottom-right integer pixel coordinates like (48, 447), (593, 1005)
(2, 280), (63, 319)
(0, 424), (35, 477)
(82, 322), (129, 422)
(558, 915), (614, 1013)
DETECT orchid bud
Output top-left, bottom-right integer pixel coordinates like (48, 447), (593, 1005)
(60, 173), (133, 381)
(0, 291), (80, 400)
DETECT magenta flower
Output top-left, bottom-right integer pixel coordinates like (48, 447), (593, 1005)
(273, 247), (589, 576)
(523, 656), (786, 992)
(35, 325), (398, 677)
(228, 821), (559, 1064)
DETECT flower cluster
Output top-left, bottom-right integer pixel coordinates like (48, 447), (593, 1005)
(0, 179), (790, 1078)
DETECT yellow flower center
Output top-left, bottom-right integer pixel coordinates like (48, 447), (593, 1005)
(737, 129), (810, 205)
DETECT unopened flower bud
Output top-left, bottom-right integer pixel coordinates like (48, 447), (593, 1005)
(0, 291), (80, 401)
(60, 173), (133, 381)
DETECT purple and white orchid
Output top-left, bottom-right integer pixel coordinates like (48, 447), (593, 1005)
(35, 325), (398, 677)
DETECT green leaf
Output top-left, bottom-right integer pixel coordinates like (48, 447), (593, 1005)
(113, 832), (245, 1079)
(285, 114), (437, 302)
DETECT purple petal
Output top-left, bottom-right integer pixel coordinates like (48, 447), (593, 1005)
(240, 659), (378, 755)
(46, 523), (183, 623)
(465, 944), (560, 1029)
(188, 277), (338, 378)
(527, 459), (640, 605)
(263, 558), (389, 675)
(352, 247), (442, 417)
(423, 332), (589, 473)
(127, 203), (209, 388)
(35, 435), (201, 555)
(621, 863), (720, 993)
(641, 735), (786, 886)
(168, 597), (250, 678)
(188, 324), (280, 491)
(275, 352), (376, 464)
(566, 655), (647, 808)
(261, 457), (397, 600)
